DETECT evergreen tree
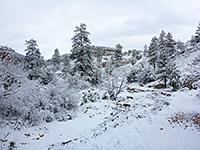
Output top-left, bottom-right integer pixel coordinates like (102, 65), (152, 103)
(71, 23), (99, 85)
(71, 23), (91, 60)
(156, 49), (169, 88)
(190, 35), (196, 47)
(194, 22), (200, 44)
(24, 39), (44, 80)
(166, 32), (176, 58)
(156, 48), (181, 89)
(52, 48), (60, 71)
(175, 40), (186, 54)
(167, 61), (181, 90)
(114, 44), (123, 67)
(147, 36), (159, 69)
(159, 30), (166, 46)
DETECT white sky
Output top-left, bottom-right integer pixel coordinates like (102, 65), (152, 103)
(0, 0), (200, 59)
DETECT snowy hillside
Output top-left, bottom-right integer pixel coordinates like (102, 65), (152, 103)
(1, 23), (200, 150)
(0, 83), (200, 150)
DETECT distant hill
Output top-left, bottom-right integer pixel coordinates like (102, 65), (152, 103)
(0, 45), (24, 64)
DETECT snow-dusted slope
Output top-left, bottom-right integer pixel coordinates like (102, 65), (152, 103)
(176, 44), (200, 78)
(1, 44), (200, 150)
(0, 83), (200, 150)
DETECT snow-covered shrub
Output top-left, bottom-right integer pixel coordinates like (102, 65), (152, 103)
(0, 79), (46, 128)
(102, 92), (109, 100)
(45, 81), (78, 121)
(0, 80), (78, 129)
(131, 58), (137, 66)
(66, 73), (90, 90)
(127, 70), (138, 83)
(81, 89), (100, 104)
(138, 67), (156, 85)
(39, 67), (53, 85)
(183, 75), (199, 90)
(0, 62), (79, 129)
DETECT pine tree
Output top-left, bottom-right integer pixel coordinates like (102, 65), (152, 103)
(194, 22), (200, 44)
(73, 46), (93, 79)
(156, 48), (169, 88)
(175, 40), (186, 54)
(52, 48), (60, 71)
(62, 54), (70, 76)
(166, 32), (176, 58)
(71, 23), (99, 85)
(24, 39), (44, 80)
(147, 36), (159, 69)
(114, 44), (123, 67)
(167, 61), (181, 90)
(71, 23), (91, 60)
(156, 47), (181, 89)
(159, 30), (166, 46)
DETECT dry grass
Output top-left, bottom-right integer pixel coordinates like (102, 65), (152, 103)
(168, 112), (200, 131)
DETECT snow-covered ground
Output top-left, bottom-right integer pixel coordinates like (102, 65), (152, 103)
(1, 83), (200, 150)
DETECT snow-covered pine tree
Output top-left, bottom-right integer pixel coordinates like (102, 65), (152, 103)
(158, 30), (167, 51)
(24, 39), (44, 80)
(132, 49), (142, 60)
(71, 23), (100, 85)
(167, 60), (181, 90)
(147, 36), (159, 69)
(52, 48), (60, 71)
(156, 48), (169, 88)
(156, 46), (181, 89)
(114, 44), (123, 67)
(175, 40), (186, 54)
(194, 22), (200, 44)
(71, 23), (91, 60)
(166, 32), (176, 58)
(62, 54), (71, 77)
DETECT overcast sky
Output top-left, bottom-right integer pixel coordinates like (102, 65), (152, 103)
(0, 0), (200, 59)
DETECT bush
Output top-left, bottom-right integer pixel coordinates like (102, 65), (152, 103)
(81, 89), (100, 104)
(138, 68), (156, 85)
(127, 70), (138, 83)
(0, 76), (78, 129)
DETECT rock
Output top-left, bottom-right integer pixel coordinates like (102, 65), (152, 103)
(154, 84), (164, 89)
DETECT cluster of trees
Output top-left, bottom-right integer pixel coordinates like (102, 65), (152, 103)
(128, 30), (182, 90)
(127, 22), (200, 90)
(147, 31), (181, 89)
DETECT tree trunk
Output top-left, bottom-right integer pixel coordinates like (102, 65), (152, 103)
(164, 76), (167, 88)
